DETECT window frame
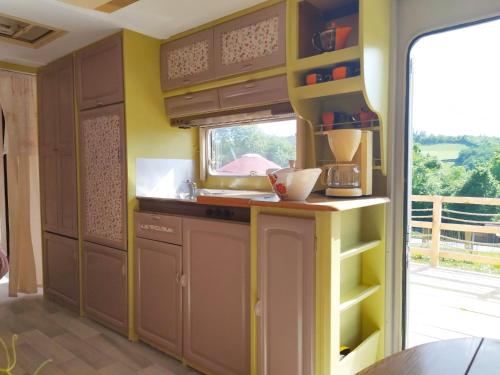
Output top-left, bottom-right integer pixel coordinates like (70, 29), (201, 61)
(199, 116), (300, 180)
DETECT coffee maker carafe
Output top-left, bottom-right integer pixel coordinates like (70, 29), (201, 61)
(324, 129), (372, 197)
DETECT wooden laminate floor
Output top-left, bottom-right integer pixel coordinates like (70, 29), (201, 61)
(0, 284), (202, 375)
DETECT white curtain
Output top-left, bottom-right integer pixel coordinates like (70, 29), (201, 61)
(0, 70), (41, 296)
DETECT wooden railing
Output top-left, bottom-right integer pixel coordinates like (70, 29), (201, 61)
(410, 195), (500, 267)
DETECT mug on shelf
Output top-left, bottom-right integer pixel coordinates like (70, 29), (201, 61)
(305, 73), (331, 85)
(312, 23), (353, 53)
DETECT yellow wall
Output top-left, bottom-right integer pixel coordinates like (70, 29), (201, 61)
(122, 29), (196, 338)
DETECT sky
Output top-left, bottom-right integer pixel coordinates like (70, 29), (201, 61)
(410, 18), (500, 137)
(258, 119), (296, 137)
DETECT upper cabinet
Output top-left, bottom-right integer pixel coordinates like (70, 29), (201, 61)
(214, 2), (286, 79)
(160, 29), (215, 91)
(76, 33), (124, 110)
(38, 54), (78, 238)
(160, 2), (286, 91)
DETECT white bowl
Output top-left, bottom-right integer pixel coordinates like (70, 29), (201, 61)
(267, 168), (322, 201)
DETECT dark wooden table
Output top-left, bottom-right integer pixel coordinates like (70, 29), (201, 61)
(359, 338), (500, 375)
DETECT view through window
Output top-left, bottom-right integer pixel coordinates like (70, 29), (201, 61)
(208, 118), (296, 176)
(407, 19), (500, 347)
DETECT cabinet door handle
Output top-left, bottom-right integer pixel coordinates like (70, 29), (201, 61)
(182, 78), (191, 83)
(184, 95), (194, 100)
(180, 274), (187, 287)
(97, 101), (104, 106)
(255, 300), (262, 317)
(244, 82), (256, 89)
(241, 63), (253, 70)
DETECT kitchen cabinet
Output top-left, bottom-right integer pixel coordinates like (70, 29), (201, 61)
(76, 33), (124, 110)
(183, 218), (250, 375)
(164, 89), (220, 119)
(135, 237), (182, 358)
(164, 75), (289, 119)
(214, 2), (286, 79)
(219, 75), (288, 109)
(83, 241), (128, 334)
(43, 233), (79, 310)
(79, 103), (127, 251)
(38, 54), (78, 238)
(257, 214), (315, 375)
(161, 29), (215, 90)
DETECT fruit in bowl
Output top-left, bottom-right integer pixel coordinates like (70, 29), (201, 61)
(267, 167), (322, 201)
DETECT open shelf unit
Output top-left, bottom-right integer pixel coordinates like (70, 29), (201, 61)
(294, 76), (363, 100)
(340, 239), (381, 260)
(331, 204), (386, 374)
(340, 284), (380, 312)
(286, 0), (390, 175)
(338, 330), (381, 375)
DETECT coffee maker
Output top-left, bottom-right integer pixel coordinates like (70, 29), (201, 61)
(323, 129), (372, 197)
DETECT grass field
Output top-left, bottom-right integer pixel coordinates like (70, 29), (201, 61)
(419, 143), (469, 161)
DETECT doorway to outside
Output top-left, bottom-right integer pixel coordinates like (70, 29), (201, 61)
(405, 18), (500, 348)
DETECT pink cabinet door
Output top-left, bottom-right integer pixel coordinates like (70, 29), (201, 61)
(83, 241), (128, 335)
(38, 55), (78, 238)
(56, 55), (78, 237)
(214, 2), (286, 79)
(43, 232), (79, 310)
(76, 33), (124, 110)
(39, 150), (59, 234)
(160, 29), (215, 90)
(135, 237), (182, 358)
(79, 103), (127, 250)
(183, 218), (250, 375)
(257, 214), (315, 375)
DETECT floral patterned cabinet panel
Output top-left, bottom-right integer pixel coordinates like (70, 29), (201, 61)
(161, 29), (215, 91)
(214, 2), (286, 79)
(79, 103), (127, 251)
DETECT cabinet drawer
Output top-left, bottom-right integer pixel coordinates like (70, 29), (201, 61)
(164, 89), (220, 118)
(219, 75), (288, 109)
(135, 212), (182, 245)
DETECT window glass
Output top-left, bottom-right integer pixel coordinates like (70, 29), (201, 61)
(208, 119), (297, 176)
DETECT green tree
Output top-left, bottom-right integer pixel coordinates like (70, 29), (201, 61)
(455, 143), (498, 170)
(447, 166), (500, 222)
(412, 144), (442, 196)
(490, 151), (500, 181)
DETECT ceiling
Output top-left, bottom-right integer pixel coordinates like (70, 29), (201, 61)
(0, 0), (264, 67)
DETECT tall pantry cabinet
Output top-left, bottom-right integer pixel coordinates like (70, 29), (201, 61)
(38, 55), (80, 310)
(76, 33), (129, 334)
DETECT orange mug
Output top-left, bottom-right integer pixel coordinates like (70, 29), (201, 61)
(306, 73), (330, 85)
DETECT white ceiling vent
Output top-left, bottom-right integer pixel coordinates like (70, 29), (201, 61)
(0, 14), (65, 49)
(58, 0), (138, 13)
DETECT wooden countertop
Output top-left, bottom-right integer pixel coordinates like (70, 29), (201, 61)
(190, 192), (389, 212)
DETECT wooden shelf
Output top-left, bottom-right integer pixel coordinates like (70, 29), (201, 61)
(338, 330), (380, 375)
(340, 284), (380, 312)
(292, 76), (363, 100)
(340, 240), (381, 261)
(291, 46), (360, 73)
